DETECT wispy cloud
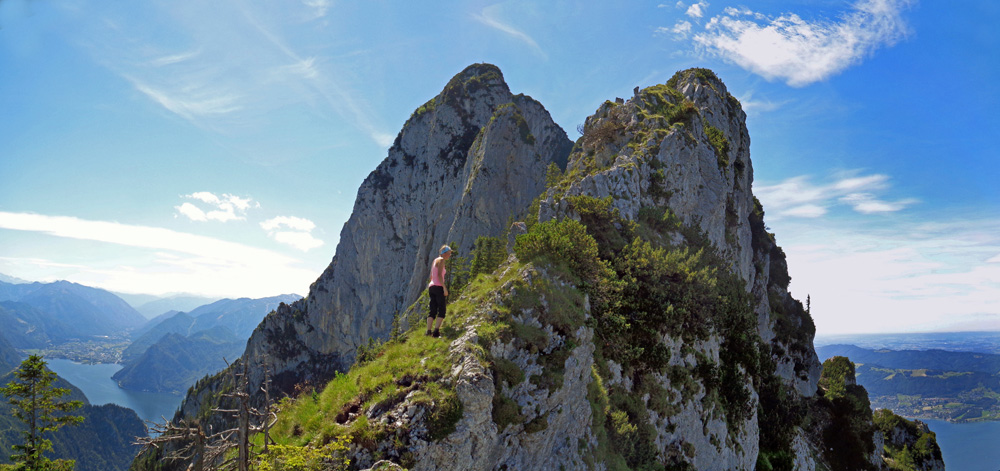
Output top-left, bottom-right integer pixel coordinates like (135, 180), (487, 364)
(175, 192), (257, 223)
(130, 79), (243, 121)
(473, 5), (548, 60)
(149, 49), (202, 67)
(776, 216), (1000, 334)
(682, 0), (913, 86)
(260, 216), (324, 251)
(0, 212), (316, 297)
(661, 21), (694, 40)
(736, 90), (787, 114)
(302, 0), (330, 20)
(685, 1), (709, 19)
(84, 1), (392, 147)
(755, 171), (917, 219)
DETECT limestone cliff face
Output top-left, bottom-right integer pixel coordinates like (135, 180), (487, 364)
(539, 70), (820, 398)
(379, 69), (815, 470)
(175, 64), (572, 421)
(146, 65), (933, 471)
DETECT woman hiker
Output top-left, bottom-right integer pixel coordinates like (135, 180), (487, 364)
(426, 245), (452, 338)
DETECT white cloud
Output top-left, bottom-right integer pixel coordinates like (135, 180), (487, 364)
(260, 216), (324, 252)
(277, 57), (319, 80)
(272, 231), (325, 252)
(735, 90), (788, 114)
(832, 174), (889, 192)
(176, 202), (208, 221)
(131, 79), (243, 120)
(839, 193), (917, 214)
(372, 132), (396, 149)
(0, 211), (317, 297)
(775, 217), (1000, 334)
(260, 216), (316, 232)
(302, 0), (330, 20)
(149, 49), (201, 67)
(671, 21), (693, 39)
(690, 0), (913, 86)
(472, 5), (548, 60)
(686, 1), (709, 18)
(754, 171), (916, 219)
(783, 204), (827, 218)
(176, 192), (257, 223)
(188, 191), (221, 205)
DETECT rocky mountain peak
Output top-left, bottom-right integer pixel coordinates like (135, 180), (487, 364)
(140, 65), (941, 471)
(166, 64), (573, 419)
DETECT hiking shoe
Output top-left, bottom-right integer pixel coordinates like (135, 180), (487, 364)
(425, 329), (432, 336)
(432, 329), (440, 338)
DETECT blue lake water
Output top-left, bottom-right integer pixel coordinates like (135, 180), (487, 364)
(917, 418), (1000, 471)
(45, 358), (184, 426)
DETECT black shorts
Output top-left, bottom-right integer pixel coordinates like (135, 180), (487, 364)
(428, 285), (446, 319)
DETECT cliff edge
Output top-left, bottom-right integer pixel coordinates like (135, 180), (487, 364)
(134, 65), (943, 471)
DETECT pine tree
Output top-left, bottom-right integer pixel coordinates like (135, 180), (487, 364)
(0, 355), (84, 471)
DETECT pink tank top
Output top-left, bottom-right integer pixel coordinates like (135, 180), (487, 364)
(429, 258), (446, 287)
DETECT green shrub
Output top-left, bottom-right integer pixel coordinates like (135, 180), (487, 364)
(819, 356), (855, 400)
(492, 357), (525, 387)
(704, 123), (730, 169)
(566, 195), (632, 259)
(427, 391), (463, 440)
(514, 218), (606, 288)
(524, 414), (548, 433)
(492, 393), (524, 430)
(819, 356), (878, 471)
(256, 440), (351, 471)
(470, 236), (506, 279)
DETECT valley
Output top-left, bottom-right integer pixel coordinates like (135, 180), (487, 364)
(818, 342), (1000, 422)
(0, 276), (303, 470)
(23, 335), (130, 364)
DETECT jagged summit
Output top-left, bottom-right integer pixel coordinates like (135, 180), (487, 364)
(164, 63), (573, 430)
(136, 66), (943, 471)
(442, 63), (510, 97)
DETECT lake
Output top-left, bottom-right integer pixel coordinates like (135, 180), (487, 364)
(46, 358), (184, 426)
(916, 418), (1000, 471)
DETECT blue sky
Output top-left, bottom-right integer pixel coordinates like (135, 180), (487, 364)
(0, 0), (997, 334)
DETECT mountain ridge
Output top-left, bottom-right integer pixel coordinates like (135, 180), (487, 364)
(134, 64), (941, 471)
(0, 280), (145, 345)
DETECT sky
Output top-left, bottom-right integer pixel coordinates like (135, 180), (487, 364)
(0, 0), (997, 335)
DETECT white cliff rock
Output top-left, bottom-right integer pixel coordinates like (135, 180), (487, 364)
(153, 65), (928, 471)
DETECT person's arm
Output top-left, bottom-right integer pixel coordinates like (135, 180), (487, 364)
(442, 260), (449, 297)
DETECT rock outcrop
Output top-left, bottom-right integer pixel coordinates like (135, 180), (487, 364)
(136, 64), (942, 471)
(164, 63), (573, 452)
(874, 409), (946, 471)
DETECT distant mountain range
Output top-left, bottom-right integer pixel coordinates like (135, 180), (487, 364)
(818, 344), (1000, 422)
(0, 280), (146, 348)
(114, 294), (300, 394)
(818, 344), (1000, 374)
(0, 273), (29, 284)
(0, 331), (22, 374)
(131, 295), (221, 320)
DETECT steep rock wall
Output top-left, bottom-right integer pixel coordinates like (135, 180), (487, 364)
(171, 63), (572, 435)
(139, 64), (936, 471)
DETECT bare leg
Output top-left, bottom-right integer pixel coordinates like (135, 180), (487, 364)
(434, 317), (444, 331)
(426, 317), (433, 334)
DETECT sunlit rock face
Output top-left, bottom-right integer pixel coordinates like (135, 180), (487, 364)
(176, 64), (573, 419)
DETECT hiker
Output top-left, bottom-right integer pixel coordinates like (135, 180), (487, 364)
(426, 245), (452, 338)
